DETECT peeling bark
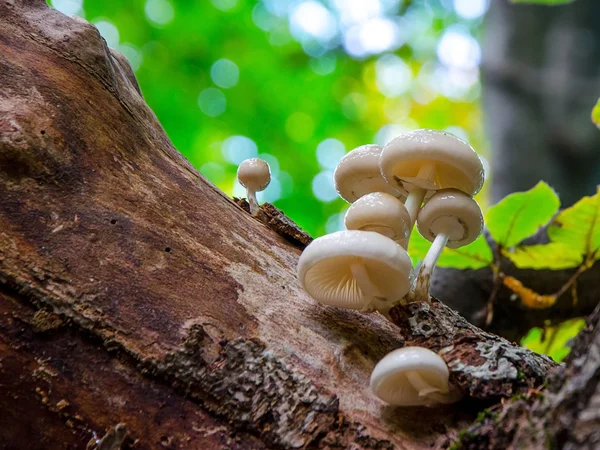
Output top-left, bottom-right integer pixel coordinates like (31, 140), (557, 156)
(389, 299), (555, 401)
(454, 301), (600, 449)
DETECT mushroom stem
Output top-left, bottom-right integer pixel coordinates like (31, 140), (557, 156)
(404, 188), (427, 224)
(414, 232), (449, 302)
(247, 189), (259, 215)
(350, 262), (381, 309)
(406, 370), (444, 397)
(404, 160), (436, 223)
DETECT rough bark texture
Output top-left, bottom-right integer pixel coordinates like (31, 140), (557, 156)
(0, 2), (596, 449)
(389, 299), (555, 402)
(454, 301), (600, 450)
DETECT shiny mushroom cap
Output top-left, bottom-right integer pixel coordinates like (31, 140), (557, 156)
(237, 158), (271, 193)
(334, 144), (406, 203)
(297, 230), (413, 310)
(380, 129), (484, 196)
(417, 189), (483, 249)
(370, 346), (462, 406)
(344, 192), (412, 248)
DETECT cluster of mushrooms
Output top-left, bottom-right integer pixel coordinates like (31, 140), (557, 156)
(238, 129), (485, 407)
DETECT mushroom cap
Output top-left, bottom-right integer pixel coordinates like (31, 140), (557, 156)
(334, 144), (407, 203)
(417, 189), (483, 249)
(297, 230), (413, 310)
(344, 192), (412, 248)
(370, 346), (462, 406)
(380, 129), (484, 196)
(237, 158), (271, 192)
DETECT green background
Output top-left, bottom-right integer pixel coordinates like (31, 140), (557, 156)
(47, 0), (488, 237)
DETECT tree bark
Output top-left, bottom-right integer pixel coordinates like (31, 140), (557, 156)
(0, 2), (596, 449)
(452, 301), (600, 449)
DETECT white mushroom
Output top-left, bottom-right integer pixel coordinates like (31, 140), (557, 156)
(237, 158), (271, 215)
(297, 230), (413, 316)
(370, 346), (462, 406)
(414, 189), (483, 301)
(380, 129), (484, 227)
(334, 144), (407, 203)
(344, 192), (412, 248)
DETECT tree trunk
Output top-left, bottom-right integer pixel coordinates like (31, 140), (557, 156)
(0, 2), (598, 449)
(483, 0), (600, 207)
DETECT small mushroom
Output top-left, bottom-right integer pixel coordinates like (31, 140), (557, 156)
(297, 230), (413, 316)
(237, 158), (271, 215)
(413, 189), (483, 301)
(380, 129), (484, 226)
(370, 346), (462, 406)
(344, 192), (412, 248)
(334, 144), (407, 203)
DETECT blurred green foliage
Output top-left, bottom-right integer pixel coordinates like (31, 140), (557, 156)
(47, 0), (488, 237)
(521, 318), (585, 362)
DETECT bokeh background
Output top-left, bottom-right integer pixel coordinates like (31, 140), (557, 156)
(46, 0), (600, 238)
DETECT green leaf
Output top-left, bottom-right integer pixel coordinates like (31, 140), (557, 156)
(408, 232), (493, 270)
(511, 0), (575, 4)
(521, 318), (586, 362)
(547, 187), (600, 260)
(593, 98), (600, 128)
(486, 181), (560, 248)
(504, 243), (583, 269)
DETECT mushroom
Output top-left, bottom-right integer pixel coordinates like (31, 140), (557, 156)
(334, 144), (406, 203)
(413, 189), (483, 301)
(379, 129), (484, 226)
(297, 230), (413, 316)
(237, 158), (271, 215)
(370, 346), (462, 406)
(344, 192), (412, 248)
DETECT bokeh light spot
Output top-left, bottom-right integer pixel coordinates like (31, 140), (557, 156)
(376, 54), (412, 97)
(312, 170), (338, 202)
(51, 0), (84, 16)
(437, 26), (481, 70)
(222, 136), (258, 164)
(316, 138), (346, 170)
(453, 0), (490, 20)
(310, 55), (337, 75)
(145, 0), (175, 26)
(325, 211), (346, 234)
(93, 20), (120, 48)
(289, 1), (337, 43)
(198, 88), (226, 117)
(118, 43), (143, 71)
(343, 18), (402, 58)
(258, 176), (282, 203)
(211, 59), (240, 89)
(252, 4), (273, 31)
(285, 112), (315, 143)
